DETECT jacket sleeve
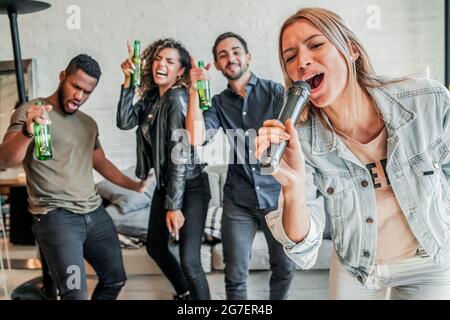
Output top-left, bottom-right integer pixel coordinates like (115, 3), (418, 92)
(265, 160), (326, 269)
(203, 96), (222, 142)
(164, 90), (190, 211)
(116, 85), (144, 130)
(440, 84), (450, 184)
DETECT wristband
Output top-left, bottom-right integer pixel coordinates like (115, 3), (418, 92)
(22, 125), (34, 138)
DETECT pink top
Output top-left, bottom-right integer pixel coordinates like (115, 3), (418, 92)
(336, 127), (418, 264)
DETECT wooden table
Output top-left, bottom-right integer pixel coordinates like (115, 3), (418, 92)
(0, 167), (26, 186)
(0, 168), (40, 269)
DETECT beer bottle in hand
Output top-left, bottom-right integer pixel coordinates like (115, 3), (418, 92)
(34, 101), (53, 160)
(197, 60), (212, 111)
(130, 40), (141, 88)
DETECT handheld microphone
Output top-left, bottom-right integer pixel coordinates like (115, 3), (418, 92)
(259, 80), (311, 171)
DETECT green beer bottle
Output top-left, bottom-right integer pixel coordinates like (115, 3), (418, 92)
(197, 60), (212, 111)
(130, 40), (141, 88)
(33, 101), (53, 160)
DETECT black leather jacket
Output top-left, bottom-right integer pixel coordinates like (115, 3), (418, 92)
(117, 85), (203, 210)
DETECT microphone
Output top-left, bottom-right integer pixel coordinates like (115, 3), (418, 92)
(259, 80), (311, 171)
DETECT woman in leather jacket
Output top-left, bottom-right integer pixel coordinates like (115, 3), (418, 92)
(116, 38), (211, 300)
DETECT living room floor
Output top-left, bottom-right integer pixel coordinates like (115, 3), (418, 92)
(0, 243), (330, 300)
(1, 269), (329, 300)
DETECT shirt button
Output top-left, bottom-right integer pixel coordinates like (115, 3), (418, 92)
(363, 251), (371, 258)
(433, 162), (440, 169)
(252, 167), (256, 172)
(326, 187), (334, 195)
(243, 112), (247, 116)
(387, 137), (395, 143)
(245, 132), (249, 136)
(366, 217), (374, 224)
(361, 180), (369, 188)
(256, 186), (260, 190)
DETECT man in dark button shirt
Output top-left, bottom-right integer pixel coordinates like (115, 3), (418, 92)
(186, 32), (295, 300)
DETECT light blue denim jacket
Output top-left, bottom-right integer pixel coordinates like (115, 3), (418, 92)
(266, 78), (450, 285)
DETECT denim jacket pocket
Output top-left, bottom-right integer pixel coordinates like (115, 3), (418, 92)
(410, 144), (450, 229)
(427, 137), (450, 167)
(428, 138), (450, 226)
(314, 171), (354, 255)
(314, 172), (354, 217)
(410, 153), (440, 196)
(412, 137), (450, 175)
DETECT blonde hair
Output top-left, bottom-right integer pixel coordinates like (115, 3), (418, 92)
(279, 8), (404, 128)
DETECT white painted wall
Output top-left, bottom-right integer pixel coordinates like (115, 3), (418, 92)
(0, 0), (445, 171)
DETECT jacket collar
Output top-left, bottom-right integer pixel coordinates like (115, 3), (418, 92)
(311, 85), (417, 155)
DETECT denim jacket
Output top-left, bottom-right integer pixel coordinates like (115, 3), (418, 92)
(266, 78), (450, 285)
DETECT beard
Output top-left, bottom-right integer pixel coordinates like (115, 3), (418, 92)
(58, 85), (78, 115)
(222, 61), (250, 81)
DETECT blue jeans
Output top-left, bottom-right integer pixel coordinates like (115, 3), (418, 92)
(146, 173), (211, 299)
(222, 198), (295, 300)
(32, 206), (126, 300)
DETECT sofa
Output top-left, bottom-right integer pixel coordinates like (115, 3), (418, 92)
(93, 165), (333, 276)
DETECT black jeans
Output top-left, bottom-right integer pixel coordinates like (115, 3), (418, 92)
(146, 173), (211, 300)
(32, 206), (127, 300)
(222, 198), (296, 300)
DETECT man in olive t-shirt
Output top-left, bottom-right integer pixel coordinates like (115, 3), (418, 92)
(9, 96), (104, 215)
(0, 54), (148, 300)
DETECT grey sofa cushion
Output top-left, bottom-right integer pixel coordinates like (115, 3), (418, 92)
(106, 204), (150, 240)
(97, 167), (156, 214)
(204, 164), (332, 271)
(212, 232), (273, 271)
(212, 233), (333, 271)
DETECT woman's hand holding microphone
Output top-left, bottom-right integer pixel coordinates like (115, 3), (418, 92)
(255, 118), (311, 243)
(255, 118), (306, 189)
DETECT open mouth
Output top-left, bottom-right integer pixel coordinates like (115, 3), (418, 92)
(68, 101), (79, 109)
(156, 70), (167, 77)
(305, 73), (324, 91)
(66, 101), (80, 112)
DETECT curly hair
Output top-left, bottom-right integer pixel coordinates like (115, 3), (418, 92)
(139, 38), (191, 96)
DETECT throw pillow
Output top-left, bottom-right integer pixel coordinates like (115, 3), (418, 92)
(204, 206), (222, 242)
(97, 166), (156, 214)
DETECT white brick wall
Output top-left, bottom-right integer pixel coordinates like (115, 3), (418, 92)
(0, 0), (445, 171)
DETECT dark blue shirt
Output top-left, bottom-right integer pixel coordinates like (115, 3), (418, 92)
(203, 73), (285, 210)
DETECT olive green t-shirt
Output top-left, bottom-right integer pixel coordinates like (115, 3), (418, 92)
(7, 98), (103, 214)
